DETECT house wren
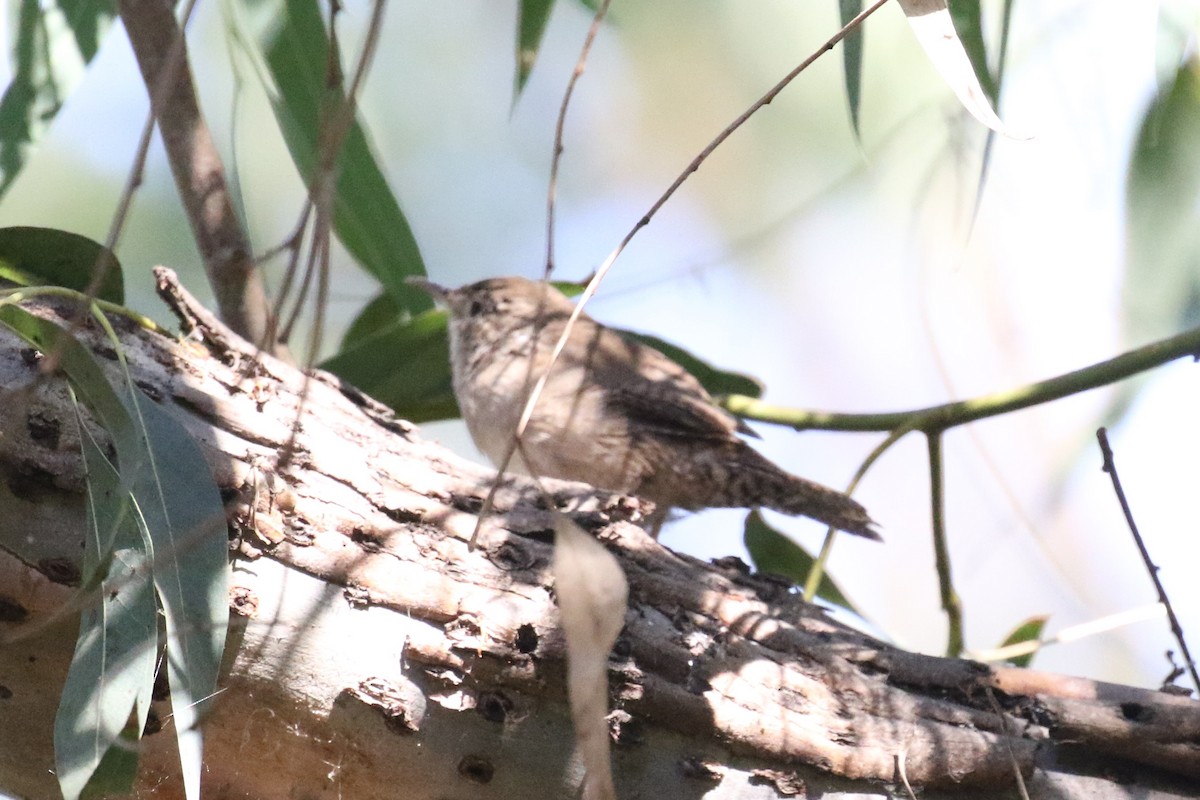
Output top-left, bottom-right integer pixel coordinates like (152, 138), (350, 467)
(410, 275), (879, 540)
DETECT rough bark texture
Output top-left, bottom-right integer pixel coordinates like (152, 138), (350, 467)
(0, 269), (1197, 799)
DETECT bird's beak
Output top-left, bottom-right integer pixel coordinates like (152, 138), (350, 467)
(406, 275), (449, 303)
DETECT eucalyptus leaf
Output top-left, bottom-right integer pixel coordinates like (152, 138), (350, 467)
(743, 510), (857, 613)
(838, 0), (865, 139)
(999, 614), (1049, 668)
(231, 0), (429, 315)
(516, 0), (555, 98)
(54, 411), (156, 800)
(0, 226), (124, 302)
(1125, 58), (1200, 343)
(0, 1), (116, 195)
(121, 383), (229, 800)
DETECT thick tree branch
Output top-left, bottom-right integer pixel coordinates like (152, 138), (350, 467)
(117, 0), (277, 350)
(0, 271), (1196, 799)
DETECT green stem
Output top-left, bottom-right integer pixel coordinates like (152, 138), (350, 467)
(723, 323), (1200, 434)
(0, 286), (163, 332)
(927, 432), (963, 657)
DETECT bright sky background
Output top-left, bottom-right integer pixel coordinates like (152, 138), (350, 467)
(1, 0), (1197, 690)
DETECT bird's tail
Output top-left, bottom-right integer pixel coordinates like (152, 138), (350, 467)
(730, 446), (881, 540)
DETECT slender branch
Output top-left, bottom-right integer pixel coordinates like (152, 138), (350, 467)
(928, 432), (963, 657)
(543, 0), (611, 279)
(1096, 428), (1199, 693)
(118, 0), (277, 349)
(723, 322), (1200, 434)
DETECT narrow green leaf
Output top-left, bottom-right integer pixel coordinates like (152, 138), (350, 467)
(0, 226), (124, 302)
(999, 614), (1049, 668)
(55, 409), (156, 800)
(0, 1), (116, 195)
(1125, 58), (1200, 343)
(515, 0), (555, 98)
(322, 305), (458, 423)
(232, 0), (430, 315)
(743, 511), (858, 612)
(121, 380), (229, 800)
(838, 0), (865, 139)
(946, 0), (997, 104)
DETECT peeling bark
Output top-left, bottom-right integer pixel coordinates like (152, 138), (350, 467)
(0, 269), (1197, 799)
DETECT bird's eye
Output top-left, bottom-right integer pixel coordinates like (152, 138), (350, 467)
(468, 300), (485, 316)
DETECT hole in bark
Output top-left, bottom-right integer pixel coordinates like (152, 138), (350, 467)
(26, 411), (60, 449)
(0, 684), (12, 699)
(457, 755), (494, 784)
(1120, 701), (1153, 723)
(143, 708), (162, 736)
(38, 557), (80, 586)
(514, 624), (538, 654)
(450, 493), (483, 514)
(6, 462), (59, 501)
(476, 691), (513, 724)
(0, 596), (29, 623)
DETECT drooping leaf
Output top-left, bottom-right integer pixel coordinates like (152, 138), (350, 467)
(0, 226), (124, 302)
(838, 0), (865, 139)
(553, 515), (627, 800)
(54, 407), (156, 800)
(516, 0), (555, 98)
(228, 0), (429, 315)
(897, 0), (1018, 136)
(115, 369), (229, 800)
(998, 614), (1049, 668)
(0, 1), (116, 195)
(945, 0), (997, 104)
(743, 510), (858, 613)
(1125, 58), (1200, 343)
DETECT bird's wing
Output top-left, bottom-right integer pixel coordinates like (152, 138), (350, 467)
(587, 329), (746, 442)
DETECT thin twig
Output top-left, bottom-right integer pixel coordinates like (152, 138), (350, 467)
(1096, 427), (1200, 693)
(984, 687), (1032, 800)
(543, 0), (611, 279)
(723, 321), (1200, 434)
(928, 431), (963, 657)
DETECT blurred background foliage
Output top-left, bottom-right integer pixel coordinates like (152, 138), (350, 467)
(0, 0), (1198, 690)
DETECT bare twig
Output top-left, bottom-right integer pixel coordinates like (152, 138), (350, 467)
(118, 0), (277, 350)
(1096, 427), (1200, 694)
(543, 0), (612, 279)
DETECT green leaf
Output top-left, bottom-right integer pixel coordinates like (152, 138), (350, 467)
(0, 1), (116, 196)
(998, 614), (1049, 668)
(322, 305), (458, 423)
(946, 0), (997, 104)
(515, 0), (555, 98)
(621, 330), (763, 400)
(0, 226), (124, 303)
(742, 511), (858, 612)
(55, 407), (156, 800)
(78, 735), (140, 799)
(120, 380), (229, 800)
(1125, 58), (1200, 343)
(0, 305), (227, 800)
(838, 0), (865, 139)
(231, 0), (430, 315)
